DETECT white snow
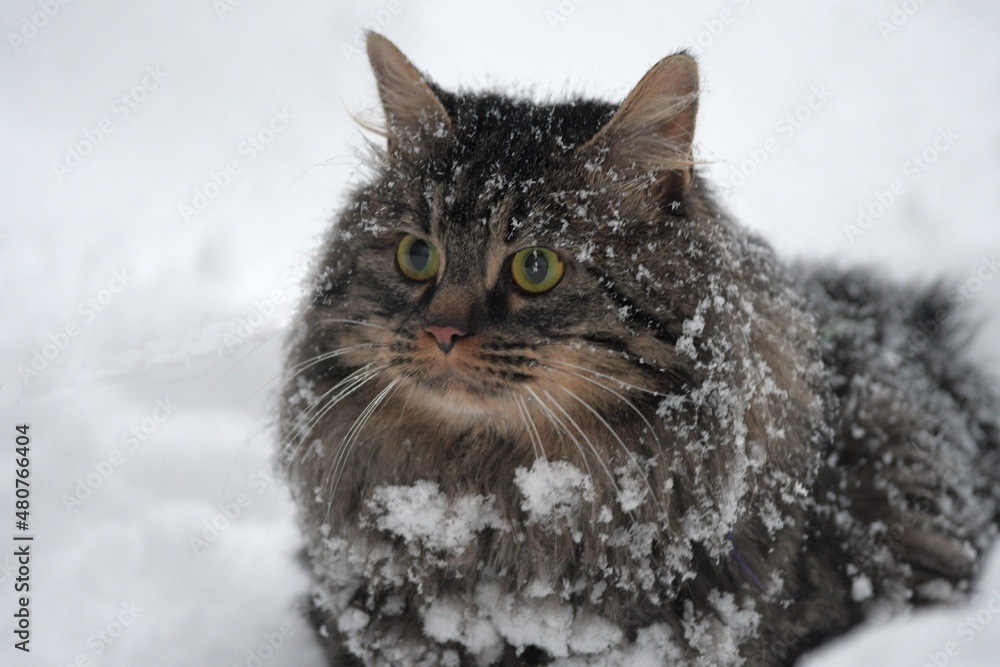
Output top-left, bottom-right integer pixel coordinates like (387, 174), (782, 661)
(364, 481), (504, 553)
(2, 1), (999, 665)
(676, 306), (707, 359)
(423, 597), (504, 664)
(614, 462), (650, 512)
(514, 458), (595, 533)
(852, 574), (874, 602)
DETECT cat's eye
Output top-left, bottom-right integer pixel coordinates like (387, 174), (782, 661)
(396, 234), (440, 281)
(510, 247), (565, 294)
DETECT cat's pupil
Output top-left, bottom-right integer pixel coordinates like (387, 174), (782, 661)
(408, 240), (430, 271)
(523, 250), (548, 284)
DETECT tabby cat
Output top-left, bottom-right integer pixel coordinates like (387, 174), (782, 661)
(279, 32), (1000, 666)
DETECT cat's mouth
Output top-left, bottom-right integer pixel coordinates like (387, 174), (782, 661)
(388, 333), (533, 409)
(411, 348), (517, 397)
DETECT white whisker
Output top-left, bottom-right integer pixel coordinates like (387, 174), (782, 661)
(557, 384), (665, 518)
(324, 376), (402, 520)
(513, 393), (546, 462)
(277, 363), (385, 468)
(544, 357), (663, 396)
(538, 360), (662, 450)
(392, 374), (418, 435)
(542, 389), (625, 504)
(524, 385), (597, 486)
(321, 318), (390, 331)
(284, 343), (383, 383)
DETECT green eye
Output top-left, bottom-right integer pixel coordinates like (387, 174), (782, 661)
(511, 247), (564, 294)
(396, 234), (440, 281)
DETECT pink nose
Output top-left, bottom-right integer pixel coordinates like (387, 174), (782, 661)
(425, 324), (465, 353)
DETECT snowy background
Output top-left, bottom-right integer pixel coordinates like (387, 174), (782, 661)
(1, 1), (999, 665)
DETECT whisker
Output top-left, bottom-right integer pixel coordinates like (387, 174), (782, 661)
(324, 376), (402, 520)
(524, 385), (597, 487)
(290, 364), (385, 448)
(524, 393), (549, 462)
(538, 361), (662, 450)
(207, 323), (289, 393)
(543, 357), (663, 396)
(542, 389), (625, 504)
(270, 344), (386, 409)
(314, 372), (388, 497)
(282, 362), (379, 442)
(284, 343), (384, 382)
(557, 384), (665, 519)
(392, 373), (418, 436)
(277, 363), (385, 468)
(513, 393), (546, 462)
(521, 386), (583, 569)
(320, 318), (391, 332)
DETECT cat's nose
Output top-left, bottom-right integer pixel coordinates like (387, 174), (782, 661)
(425, 324), (466, 353)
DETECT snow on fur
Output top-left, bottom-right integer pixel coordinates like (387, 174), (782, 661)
(364, 481), (504, 553)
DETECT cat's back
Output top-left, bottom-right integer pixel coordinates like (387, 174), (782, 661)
(799, 266), (1000, 604)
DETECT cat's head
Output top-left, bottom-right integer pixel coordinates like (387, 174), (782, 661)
(285, 34), (828, 591)
(294, 33), (714, 426)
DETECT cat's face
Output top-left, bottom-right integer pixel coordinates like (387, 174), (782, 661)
(299, 35), (703, 425)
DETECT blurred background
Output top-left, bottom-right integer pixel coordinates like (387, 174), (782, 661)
(1, 1), (998, 665)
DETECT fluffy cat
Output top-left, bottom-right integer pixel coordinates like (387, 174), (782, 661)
(279, 32), (1000, 666)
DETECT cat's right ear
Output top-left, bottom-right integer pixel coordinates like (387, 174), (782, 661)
(366, 32), (452, 154)
(578, 53), (699, 208)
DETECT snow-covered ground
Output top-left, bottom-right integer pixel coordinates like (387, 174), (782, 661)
(1, 1), (999, 665)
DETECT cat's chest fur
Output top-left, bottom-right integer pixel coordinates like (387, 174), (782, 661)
(280, 33), (1000, 667)
(292, 375), (817, 665)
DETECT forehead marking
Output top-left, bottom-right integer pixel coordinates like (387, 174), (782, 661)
(428, 182), (445, 240)
(485, 194), (519, 288)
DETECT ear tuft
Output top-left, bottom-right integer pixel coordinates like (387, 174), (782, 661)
(366, 32), (452, 153)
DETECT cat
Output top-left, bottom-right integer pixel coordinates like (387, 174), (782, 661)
(278, 32), (1000, 666)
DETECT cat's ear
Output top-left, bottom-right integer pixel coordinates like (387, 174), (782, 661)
(366, 32), (451, 154)
(579, 53), (699, 206)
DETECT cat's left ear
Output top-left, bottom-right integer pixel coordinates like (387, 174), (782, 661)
(366, 32), (452, 154)
(579, 53), (699, 206)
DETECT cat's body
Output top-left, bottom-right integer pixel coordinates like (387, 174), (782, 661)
(280, 33), (1000, 666)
